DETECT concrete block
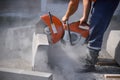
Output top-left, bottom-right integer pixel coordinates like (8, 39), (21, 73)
(32, 33), (49, 68)
(0, 67), (52, 80)
(106, 30), (120, 65)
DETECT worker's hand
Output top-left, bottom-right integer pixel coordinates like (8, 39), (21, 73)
(79, 17), (88, 25)
(62, 15), (69, 24)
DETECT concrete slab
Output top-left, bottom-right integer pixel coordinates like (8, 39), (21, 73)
(0, 67), (52, 80)
(106, 30), (120, 65)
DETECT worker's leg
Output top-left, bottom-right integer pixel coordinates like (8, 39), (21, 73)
(84, 0), (119, 71)
(88, 0), (119, 50)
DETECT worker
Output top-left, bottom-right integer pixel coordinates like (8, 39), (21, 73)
(62, 0), (120, 72)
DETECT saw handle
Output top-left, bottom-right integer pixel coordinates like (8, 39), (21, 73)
(66, 20), (73, 45)
(79, 21), (90, 30)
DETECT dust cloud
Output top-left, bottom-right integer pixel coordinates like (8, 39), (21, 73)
(34, 42), (102, 80)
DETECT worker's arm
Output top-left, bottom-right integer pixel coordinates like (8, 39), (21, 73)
(80, 0), (92, 25)
(62, 0), (79, 23)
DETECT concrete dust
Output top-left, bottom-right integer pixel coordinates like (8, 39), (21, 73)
(0, 26), (35, 70)
(34, 42), (103, 80)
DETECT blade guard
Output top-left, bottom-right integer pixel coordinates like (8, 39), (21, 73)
(41, 14), (64, 44)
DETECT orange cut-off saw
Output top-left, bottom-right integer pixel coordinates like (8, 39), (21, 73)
(39, 12), (89, 45)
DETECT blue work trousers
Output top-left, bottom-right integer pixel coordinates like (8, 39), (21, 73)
(88, 0), (120, 51)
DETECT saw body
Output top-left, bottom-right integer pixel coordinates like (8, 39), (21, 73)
(40, 13), (89, 45)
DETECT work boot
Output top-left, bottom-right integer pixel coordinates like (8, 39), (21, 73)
(86, 49), (99, 65)
(82, 49), (99, 72)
